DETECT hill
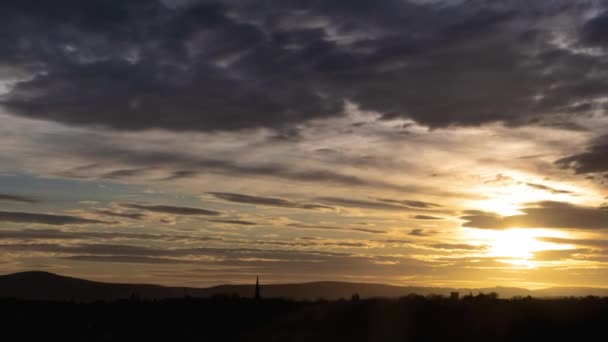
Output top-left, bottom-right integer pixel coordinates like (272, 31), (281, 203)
(1, 271), (606, 301)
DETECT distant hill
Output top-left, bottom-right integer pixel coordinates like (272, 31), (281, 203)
(0, 271), (194, 301)
(1, 271), (607, 301)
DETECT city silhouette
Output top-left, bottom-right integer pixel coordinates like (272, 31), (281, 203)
(1, 271), (608, 341)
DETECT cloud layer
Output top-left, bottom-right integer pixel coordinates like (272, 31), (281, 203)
(461, 201), (608, 230)
(1, 0), (607, 132)
(1, 0), (608, 288)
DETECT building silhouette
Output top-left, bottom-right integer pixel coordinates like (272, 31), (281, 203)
(254, 276), (261, 300)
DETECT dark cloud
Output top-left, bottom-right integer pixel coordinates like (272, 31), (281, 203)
(95, 209), (145, 220)
(376, 198), (440, 209)
(383, 239), (410, 245)
(0, 211), (108, 225)
(160, 170), (199, 181)
(287, 223), (386, 235)
(581, 11), (608, 46)
(0, 242), (185, 258)
(0, 228), (376, 249)
(538, 237), (608, 249)
(408, 229), (437, 237)
(315, 197), (451, 215)
(351, 228), (386, 235)
(555, 135), (608, 174)
(316, 197), (416, 211)
(209, 192), (333, 210)
(413, 215), (443, 220)
(322, 241), (370, 248)
(0, 1), (603, 132)
(63, 255), (186, 264)
(532, 248), (592, 261)
(429, 243), (487, 251)
(122, 203), (221, 216)
(461, 201), (608, 230)
(0, 0), (340, 132)
(0, 229), (215, 242)
(0, 241), (357, 262)
(59, 142), (417, 192)
(525, 182), (573, 194)
(100, 169), (147, 180)
(0, 194), (37, 204)
(1, 242), (428, 277)
(432, 256), (518, 268)
(208, 219), (258, 226)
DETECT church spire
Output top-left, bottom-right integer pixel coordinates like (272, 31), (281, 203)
(255, 275), (261, 300)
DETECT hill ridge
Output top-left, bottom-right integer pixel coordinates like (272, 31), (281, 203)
(1, 271), (607, 301)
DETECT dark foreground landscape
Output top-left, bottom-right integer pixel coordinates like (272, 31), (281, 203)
(2, 272), (608, 341)
(3, 295), (608, 341)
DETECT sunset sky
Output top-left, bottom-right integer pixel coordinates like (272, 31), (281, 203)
(1, 0), (608, 289)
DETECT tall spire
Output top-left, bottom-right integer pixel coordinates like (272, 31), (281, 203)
(255, 275), (261, 300)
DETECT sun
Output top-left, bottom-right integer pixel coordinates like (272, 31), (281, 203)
(488, 229), (555, 259)
(463, 228), (572, 267)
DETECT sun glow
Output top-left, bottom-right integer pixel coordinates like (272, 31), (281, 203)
(463, 228), (572, 267)
(472, 185), (540, 217)
(469, 172), (588, 217)
(488, 229), (558, 258)
(475, 198), (522, 217)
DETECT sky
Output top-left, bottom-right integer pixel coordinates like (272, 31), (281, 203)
(1, 0), (608, 289)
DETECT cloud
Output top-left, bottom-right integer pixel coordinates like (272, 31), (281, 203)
(95, 209), (145, 220)
(0, 242), (182, 257)
(122, 203), (221, 216)
(322, 241), (370, 248)
(429, 243), (487, 251)
(0, 0), (604, 132)
(532, 248), (593, 261)
(208, 192), (333, 210)
(376, 198), (441, 209)
(58, 142), (416, 192)
(0, 0), (340, 132)
(431, 256), (519, 268)
(555, 135), (608, 174)
(0, 229), (318, 247)
(525, 182), (573, 195)
(208, 219), (258, 226)
(287, 223), (386, 235)
(160, 170), (199, 181)
(351, 228), (387, 235)
(0, 241), (357, 262)
(581, 11), (608, 46)
(63, 255), (187, 264)
(0, 229), (203, 242)
(0, 228), (376, 249)
(100, 169), (147, 180)
(537, 237), (608, 249)
(408, 229), (437, 237)
(383, 239), (410, 245)
(0, 193), (37, 204)
(413, 215), (443, 220)
(0, 241), (429, 277)
(316, 197), (419, 211)
(461, 201), (608, 230)
(0, 211), (108, 225)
